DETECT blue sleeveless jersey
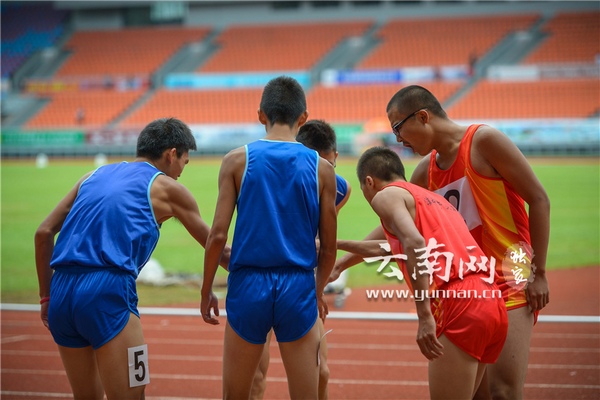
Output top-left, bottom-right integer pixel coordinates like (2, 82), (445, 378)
(335, 174), (348, 206)
(229, 140), (320, 272)
(50, 162), (163, 277)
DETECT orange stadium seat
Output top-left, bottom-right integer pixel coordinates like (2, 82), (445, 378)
(25, 90), (144, 129)
(56, 27), (211, 77)
(359, 14), (539, 69)
(120, 88), (264, 126)
(122, 82), (462, 126)
(447, 78), (600, 119)
(306, 82), (462, 124)
(524, 11), (600, 64)
(199, 20), (372, 72)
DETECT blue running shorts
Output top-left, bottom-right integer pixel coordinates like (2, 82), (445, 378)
(226, 267), (318, 344)
(48, 266), (139, 349)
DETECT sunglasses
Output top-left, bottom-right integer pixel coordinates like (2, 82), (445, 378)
(392, 109), (426, 137)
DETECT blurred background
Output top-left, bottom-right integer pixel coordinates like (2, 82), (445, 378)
(1, 0), (599, 159)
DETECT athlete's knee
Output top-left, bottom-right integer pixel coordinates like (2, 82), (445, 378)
(489, 381), (523, 400)
(105, 386), (145, 400)
(250, 367), (267, 400)
(319, 360), (330, 383)
(472, 381), (492, 400)
(72, 388), (104, 400)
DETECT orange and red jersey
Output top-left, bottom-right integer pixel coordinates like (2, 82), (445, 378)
(427, 124), (532, 309)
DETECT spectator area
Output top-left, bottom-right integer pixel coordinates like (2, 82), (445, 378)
(524, 11), (600, 64)
(448, 78), (600, 119)
(199, 20), (372, 72)
(307, 82), (462, 124)
(120, 82), (462, 127)
(120, 88), (264, 126)
(25, 91), (144, 129)
(12, 9), (600, 130)
(56, 27), (211, 77)
(358, 14), (539, 69)
(1, 2), (68, 78)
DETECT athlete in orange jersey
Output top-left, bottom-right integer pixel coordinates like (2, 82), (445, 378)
(426, 123), (532, 310)
(389, 85), (550, 400)
(337, 147), (507, 400)
(330, 85), (550, 400)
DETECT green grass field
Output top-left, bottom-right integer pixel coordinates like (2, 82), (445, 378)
(1, 156), (598, 305)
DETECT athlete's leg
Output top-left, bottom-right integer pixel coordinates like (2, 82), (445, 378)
(251, 329), (273, 400)
(317, 319), (330, 400)
(223, 321), (265, 400)
(428, 334), (480, 400)
(473, 363), (488, 399)
(57, 345), (104, 399)
(278, 320), (321, 399)
(472, 370), (492, 399)
(95, 312), (146, 400)
(487, 307), (534, 400)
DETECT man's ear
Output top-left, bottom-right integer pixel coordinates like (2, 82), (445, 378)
(165, 148), (177, 164)
(297, 110), (309, 127)
(258, 109), (267, 126)
(417, 109), (430, 124)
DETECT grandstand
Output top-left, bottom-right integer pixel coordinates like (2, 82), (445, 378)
(1, 0), (598, 156)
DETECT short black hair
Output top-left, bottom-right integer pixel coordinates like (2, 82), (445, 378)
(259, 75), (307, 128)
(296, 119), (336, 153)
(386, 85), (447, 118)
(136, 117), (196, 160)
(357, 146), (406, 184)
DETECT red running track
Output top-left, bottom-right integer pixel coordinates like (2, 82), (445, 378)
(2, 266), (599, 399)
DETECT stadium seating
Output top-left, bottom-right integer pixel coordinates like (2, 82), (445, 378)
(448, 78), (600, 119)
(9, 5), (600, 131)
(358, 14), (539, 69)
(120, 88), (264, 126)
(57, 27), (211, 77)
(199, 20), (372, 72)
(524, 11), (600, 64)
(25, 90), (144, 129)
(446, 11), (600, 120)
(22, 27), (211, 130)
(307, 82), (462, 123)
(1, 2), (68, 78)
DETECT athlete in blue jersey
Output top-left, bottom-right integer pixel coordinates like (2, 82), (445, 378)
(35, 118), (228, 400)
(251, 118), (351, 400)
(201, 76), (338, 399)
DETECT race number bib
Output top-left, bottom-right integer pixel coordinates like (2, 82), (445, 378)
(434, 177), (482, 231)
(128, 344), (150, 387)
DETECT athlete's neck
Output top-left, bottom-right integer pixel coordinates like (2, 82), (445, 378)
(264, 126), (297, 142)
(134, 157), (158, 168)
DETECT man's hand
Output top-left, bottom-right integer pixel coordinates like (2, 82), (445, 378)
(526, 272), (550, 312)
(328, 261), (348, 284)
(416, 314), (444, 360)
(317, 293), (329, 322)
(200, 291), (220, 325)
(40, 302), (50, 330)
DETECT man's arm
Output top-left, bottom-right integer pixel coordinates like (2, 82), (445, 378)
(474, 127), (550, 311)
(329, 225), (386, 283)
(337, 239), (389, 257)
(200, 149), (243, 324)
(370, 186), (444, 360)
(316, 159), (337, 321)
(34, 173), (91, 328)
(151, 175), (230, 269)
(409, 156), (430, 189)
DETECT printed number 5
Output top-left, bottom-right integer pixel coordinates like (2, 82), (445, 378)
(128, 344), (150, 387)
(134, 350), (146, 382)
